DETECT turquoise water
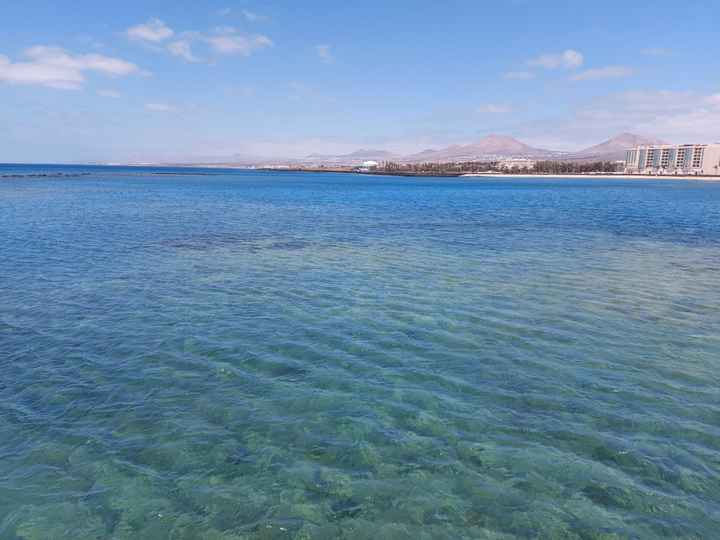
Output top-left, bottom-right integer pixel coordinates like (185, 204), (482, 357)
(1, 166), (720, 539)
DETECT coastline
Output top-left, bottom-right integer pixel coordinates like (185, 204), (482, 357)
(255, 167), (720, 182)
(457, 172), (720, 182)
(3, 163), (720, 182)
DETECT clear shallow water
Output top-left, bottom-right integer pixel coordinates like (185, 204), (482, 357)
(1, 166), (720, 539)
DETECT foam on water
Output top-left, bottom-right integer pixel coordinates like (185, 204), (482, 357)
(1, 167), (719, 539)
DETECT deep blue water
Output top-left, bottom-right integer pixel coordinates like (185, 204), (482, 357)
(1, 165), (720, 539)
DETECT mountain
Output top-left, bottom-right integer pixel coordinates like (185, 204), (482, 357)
(402, 135), (554, 162)
(568, 133), (666, 161)
(166, 132), (666, 167)
(342, 149), (397, 160)
(304, 149), (398, 163)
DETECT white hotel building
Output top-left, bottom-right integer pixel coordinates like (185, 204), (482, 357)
(625, 143), (720, 175)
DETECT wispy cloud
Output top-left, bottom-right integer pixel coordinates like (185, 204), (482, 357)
(316, 45), (334, 63)
(206, 33), (273, 56)
(0, 46), (140, 90)
(242, 10), (268, 22)
(586, 90), (720, 140)
(126, 19), (272, 62)
(127, 18), (174, 43)
(705, 94), (720, 106)
(519, 90), (720, 148)
(216, 8), (268, 21)
(168, 40), (200, 62)
(477, 104), (512, 114)
(97, 89), (121, 98)
(529, 49), (583, 69)
(503, 71), (534, 80)
(145, 102), (176, 112)
(571, 66), (633, 81)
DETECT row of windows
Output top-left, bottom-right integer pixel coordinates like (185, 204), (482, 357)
(660, 149), (672, 167)
(692, 148), (704, 168)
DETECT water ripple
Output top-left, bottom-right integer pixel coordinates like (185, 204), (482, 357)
(1, 169), (720, 538)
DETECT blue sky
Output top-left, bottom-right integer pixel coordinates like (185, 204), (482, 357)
(1, 0), (719, 162)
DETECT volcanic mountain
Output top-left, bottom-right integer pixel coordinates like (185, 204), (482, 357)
(305, 149), (398, 163)
(569, 133), (667, 161)
(402, 135), (554, 162)
(172, 132), (664, 167)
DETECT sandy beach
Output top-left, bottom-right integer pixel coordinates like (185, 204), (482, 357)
(458, 172), (720, 182)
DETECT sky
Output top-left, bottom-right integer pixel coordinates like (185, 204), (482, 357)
(1, 0), (719, 163)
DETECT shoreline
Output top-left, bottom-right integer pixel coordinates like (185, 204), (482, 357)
(457, 172), (720, 182)
(256, 167), (720, 182)
(3, 163), (720, 182)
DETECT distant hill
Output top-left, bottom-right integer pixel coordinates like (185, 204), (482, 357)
(342, 149), (397, 160)
(305, 149), (398, 163)
(402, 135), (555, 162)
(168, 132), (666, 167)
(567, 133), (666, 161)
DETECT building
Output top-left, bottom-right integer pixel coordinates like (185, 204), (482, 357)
(355, 160), (380, 173)
(498, 158), (536, 171)
(361, 160), (379, 169)
(625, 143), (720, 175)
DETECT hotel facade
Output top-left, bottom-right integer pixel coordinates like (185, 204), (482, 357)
(625, 143), (720, 175)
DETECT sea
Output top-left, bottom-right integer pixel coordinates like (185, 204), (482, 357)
(1, 164), (719, 539)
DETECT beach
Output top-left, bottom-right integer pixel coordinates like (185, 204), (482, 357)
(458, 172), (720, 181)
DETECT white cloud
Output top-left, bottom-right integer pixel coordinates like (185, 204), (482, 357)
(518, 90), (720, 148)
(168, 40), (199, 62)
(586, 90), (720, 142)
(127, 19), (174, 42)
(0, 46), (140, 90)
(242, 10), (268, 22)
(126, 21), (273, 63)
(705, 94), (720, 106)
(145, 102), (176, 112)
(477, 104), (512, 114)
(571, 66), (633, 81)
(316, 44), (333, 63)
(97, 89), (121, 98)
(206, 33), (273, 55)
(214, 26), (238, 34)
(529, 49), (583, 69)
(503, 71), (534, 80)
(25, 46), (138, 76)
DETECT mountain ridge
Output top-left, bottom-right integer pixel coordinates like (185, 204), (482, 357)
(305, 149), (398, 161)
(566, 133), (667, 160)
(402, 134), (554, 162)
(167, 132), (665, 166)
